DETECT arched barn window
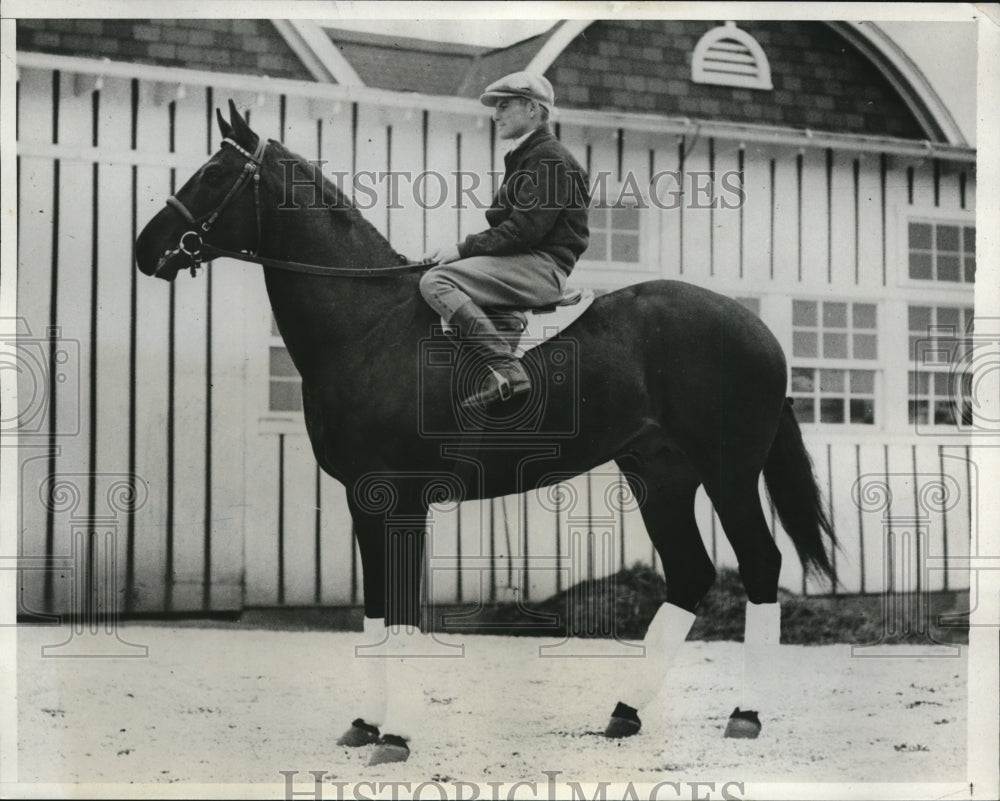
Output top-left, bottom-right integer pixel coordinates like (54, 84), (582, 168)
(691, 21), (773, 91)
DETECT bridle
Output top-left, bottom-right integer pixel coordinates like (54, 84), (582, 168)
(159, 137), (265, 278)
(156, 137), (432, 279)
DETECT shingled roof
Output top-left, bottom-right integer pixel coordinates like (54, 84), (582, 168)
(317, 20), (962, 144)
(15, 19), (962, 145)
(322, 27), (488, 94)
(455, 25), (560, 98)
(321, 24), (561, 97)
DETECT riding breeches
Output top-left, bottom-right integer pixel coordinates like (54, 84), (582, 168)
(418, 252), (568, 322)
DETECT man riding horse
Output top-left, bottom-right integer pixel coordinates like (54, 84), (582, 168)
(135, 75), (836, 766)
(420, 71), (591, 410)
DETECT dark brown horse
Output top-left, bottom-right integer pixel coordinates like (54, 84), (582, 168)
(135, 102), (834, 764)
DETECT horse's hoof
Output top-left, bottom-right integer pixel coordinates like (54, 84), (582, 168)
(367, 734), (410, 765)
(604, 701), (641, 738)
(337, 718), (380, 747)
(723, 707), (761, 739)
(605, 716), (642, 738)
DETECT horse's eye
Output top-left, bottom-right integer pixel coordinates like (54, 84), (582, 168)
(203, 165), (223, 183)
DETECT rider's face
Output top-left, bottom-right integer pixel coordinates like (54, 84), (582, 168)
(493, 98), (539, 140)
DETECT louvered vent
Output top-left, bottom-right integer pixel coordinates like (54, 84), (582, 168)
(692, 21), (773, 90)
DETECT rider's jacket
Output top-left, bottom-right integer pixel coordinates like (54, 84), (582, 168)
(458, 126), (590, 275)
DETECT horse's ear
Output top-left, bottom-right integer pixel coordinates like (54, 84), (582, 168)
(216, 107), (234, 141)
(228, 99), (257, 147)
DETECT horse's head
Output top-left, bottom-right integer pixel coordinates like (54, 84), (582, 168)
(135, 100), (267, 281)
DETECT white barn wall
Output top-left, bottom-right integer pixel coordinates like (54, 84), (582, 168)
(457, 115), (493, 242)
(680, 134), (713, 283)
(710, 139), (743, 285)
(740, 145), (772, 285)
(15, 61), (976, 616)
(50, 72), (95, 617)
(93, 76), (136, 613)
(17, 68), (57, 618)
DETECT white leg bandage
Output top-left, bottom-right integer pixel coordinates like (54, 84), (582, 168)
(741, 601), (781, 712)
(356, 616), (387, 727)
(378, 626), (428, 741)
(621, 602), (696, 712)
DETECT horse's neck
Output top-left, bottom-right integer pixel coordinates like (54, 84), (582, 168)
(260, 177), (414, 377)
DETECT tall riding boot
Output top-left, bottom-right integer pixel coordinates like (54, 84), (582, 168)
(448, 300), (531, 410)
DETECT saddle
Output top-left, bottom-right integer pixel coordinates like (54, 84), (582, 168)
(440, 288), (596, 356)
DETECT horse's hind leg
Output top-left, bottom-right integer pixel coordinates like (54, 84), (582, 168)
(603, 450), (715, 738)
(701, 474), (783, 739)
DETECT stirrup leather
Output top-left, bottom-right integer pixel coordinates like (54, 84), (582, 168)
(490, 367), (513, 402)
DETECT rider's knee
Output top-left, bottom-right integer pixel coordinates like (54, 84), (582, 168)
(419, 265), (458, 301)
(418, 267), (439, 301)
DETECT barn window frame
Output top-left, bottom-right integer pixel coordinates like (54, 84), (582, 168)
(905, 218), (976, 285)
(791, 299), (879, 362)
(894, 206), (976, 290)
(907, 304), (975, 427)
(268, 316), (304, 415)
(790, 366), (877, 426)
(578, 195), (651, 270)
(691, 21), (773, 91)
(789, 298), (880, 426)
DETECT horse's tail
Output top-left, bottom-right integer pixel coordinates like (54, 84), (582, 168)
(762, 399), (837, 586)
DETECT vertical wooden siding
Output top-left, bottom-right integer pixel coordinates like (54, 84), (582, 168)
(16, 65), (975, 615)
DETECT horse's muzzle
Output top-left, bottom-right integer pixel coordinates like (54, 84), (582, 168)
(151, 248), (192, 282)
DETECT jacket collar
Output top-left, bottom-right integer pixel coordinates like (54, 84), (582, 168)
(509, 129), (534, 152)
(505, 125), (553, 163)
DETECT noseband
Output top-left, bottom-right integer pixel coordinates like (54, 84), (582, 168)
(157, 137), (267, 277)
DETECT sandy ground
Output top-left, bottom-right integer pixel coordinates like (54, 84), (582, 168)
(16, 625), (966, 789)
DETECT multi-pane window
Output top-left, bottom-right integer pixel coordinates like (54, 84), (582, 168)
(580, 203), (641, 264)
(909, 372), (973, 427)
(791, 300), (878, 425)
(790, 368), (875, 424)
(908, 221), (975, 284)
(907, 305), (974, 426)
(269, 316), (302, 412)
(792, 300), (878, 361)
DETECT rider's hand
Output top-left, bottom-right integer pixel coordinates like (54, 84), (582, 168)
(424, 244), (461, 264)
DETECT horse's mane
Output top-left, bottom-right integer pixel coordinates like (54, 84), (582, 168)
(265, 139), (409, 267)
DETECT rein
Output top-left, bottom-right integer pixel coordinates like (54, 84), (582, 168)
(158, 137), (432, 279)
(197, 243), (434, 277)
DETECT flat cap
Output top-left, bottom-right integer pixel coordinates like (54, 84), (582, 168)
(479, 71), (554, 110)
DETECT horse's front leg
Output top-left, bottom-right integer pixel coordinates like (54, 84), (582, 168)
(334, 515), (387, 749)
(337, 480), (429, 765)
